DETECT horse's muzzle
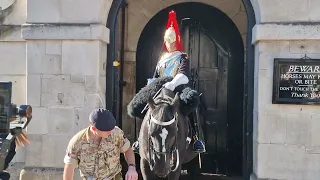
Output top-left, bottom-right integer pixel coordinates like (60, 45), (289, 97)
(154, 166), (171, 178)
(158, 174), (168, 178)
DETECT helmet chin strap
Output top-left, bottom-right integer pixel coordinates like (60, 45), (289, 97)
(167, 49), (177, 53)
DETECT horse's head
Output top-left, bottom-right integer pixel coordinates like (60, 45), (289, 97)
(147, 88), (180, 177)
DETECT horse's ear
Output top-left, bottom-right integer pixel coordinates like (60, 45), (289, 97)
(148, 96), (156, 110)
(171, 92), (180, 109)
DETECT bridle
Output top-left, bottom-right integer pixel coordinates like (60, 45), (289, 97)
(147, 104), (180, 173)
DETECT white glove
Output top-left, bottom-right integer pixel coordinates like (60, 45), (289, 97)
(125, 166), (138, 180)
(164, 82), (176, 91)
(163, 73), (189, 91)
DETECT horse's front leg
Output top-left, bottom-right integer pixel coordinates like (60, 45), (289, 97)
(167, 165), (182, 180)
(140, 158), (154, 180)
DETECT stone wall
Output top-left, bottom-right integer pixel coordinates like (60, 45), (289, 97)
(0, 0), (26, 25)
(255, 0), (320, 23)
(17, 24), (108, 179)
(251, 24), (320, 180)
(0, 0), (112, 179)
(251, 1), (320, 179)
(0, 0), (27, 167)
(0, 41), (26, 166)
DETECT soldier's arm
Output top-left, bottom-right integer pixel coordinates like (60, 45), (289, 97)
(63, 136), (80, 180)
(116, 128), (136, 167)
(124, 148), (136, 170)
(63, 164), (74, 180)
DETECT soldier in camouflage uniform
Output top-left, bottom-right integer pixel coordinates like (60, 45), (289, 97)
(63, 108), (138, 180)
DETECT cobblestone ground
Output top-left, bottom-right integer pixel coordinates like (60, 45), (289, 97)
(135, 172), (243, 180)
(122, 157), (243, 180)
(7, 165), (243, 180)
(8, 163), (243, 180)
(179, 174), (243, 180)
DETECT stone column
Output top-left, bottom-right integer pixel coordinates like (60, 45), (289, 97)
(122, 51), (136, 142)
(19, 24), (108, 180)
(0, 0), (28, 178)
(18, 0), (112, 178)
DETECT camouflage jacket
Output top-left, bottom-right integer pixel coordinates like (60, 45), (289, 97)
(64, 126), (130, 180)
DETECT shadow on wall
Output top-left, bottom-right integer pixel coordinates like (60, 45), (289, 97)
(0, 0), (15, 24)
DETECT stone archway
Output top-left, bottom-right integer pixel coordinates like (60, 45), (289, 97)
(126, 0), (248, 52)
(112, 0), (257, 178)
(120, 0), (249, 141)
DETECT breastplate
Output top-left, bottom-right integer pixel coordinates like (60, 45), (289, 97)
(158, 55), (182, 78)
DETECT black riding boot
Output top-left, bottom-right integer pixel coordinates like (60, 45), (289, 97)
(188, 113), (206, 153)
(193, 136), (206, 153)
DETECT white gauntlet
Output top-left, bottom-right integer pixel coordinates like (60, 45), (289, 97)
(163, 73), (189, 91)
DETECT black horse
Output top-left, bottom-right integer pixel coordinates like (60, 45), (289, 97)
(137, 87), (199, 179)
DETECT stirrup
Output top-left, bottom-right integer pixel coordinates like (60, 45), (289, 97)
(192, 136), (206, 153)
(193, 140), (206, 153)
(132, 141), (139, 153)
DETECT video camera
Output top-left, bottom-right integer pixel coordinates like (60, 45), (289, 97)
(0, 82), (32, 171)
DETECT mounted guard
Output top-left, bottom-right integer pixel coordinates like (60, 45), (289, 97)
(128, 10), (206, 154)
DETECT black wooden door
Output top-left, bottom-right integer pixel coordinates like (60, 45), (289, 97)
(182, 20), (229, 154)
(181, 20), (231, 174)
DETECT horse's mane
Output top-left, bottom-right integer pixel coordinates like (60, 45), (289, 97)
(153, 97), (175, 120)
(127, 77), (173, 119)
(154, 95), (173, 104)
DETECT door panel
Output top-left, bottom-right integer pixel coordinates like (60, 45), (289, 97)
(182, 21), (229, 155)
(199, 33), (218, 68)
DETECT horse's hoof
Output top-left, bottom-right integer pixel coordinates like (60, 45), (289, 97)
(0, 172), (10, 180)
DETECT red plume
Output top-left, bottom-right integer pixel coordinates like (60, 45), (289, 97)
(163, 10), (183, 51)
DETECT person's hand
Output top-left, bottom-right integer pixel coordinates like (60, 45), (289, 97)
(163, 82), (175, 91)
(125, 166), (138, 180)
